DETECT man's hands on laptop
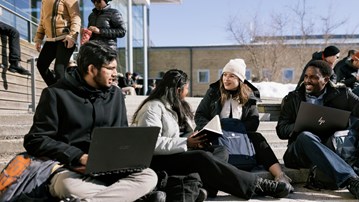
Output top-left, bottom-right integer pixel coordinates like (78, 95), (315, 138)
(72, 154), (88, 174)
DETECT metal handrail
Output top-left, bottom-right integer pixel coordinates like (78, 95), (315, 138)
(0, 4), (38, 42)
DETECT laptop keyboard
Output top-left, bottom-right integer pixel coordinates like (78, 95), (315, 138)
(91, 167), (146, 177)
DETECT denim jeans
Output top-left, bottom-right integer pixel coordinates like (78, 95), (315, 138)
(284, 131), (357, 187)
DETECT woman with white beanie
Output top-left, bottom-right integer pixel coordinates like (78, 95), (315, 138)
(195, 58), (294, 192)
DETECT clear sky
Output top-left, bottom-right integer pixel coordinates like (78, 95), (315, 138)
(149, 0), (359, 47)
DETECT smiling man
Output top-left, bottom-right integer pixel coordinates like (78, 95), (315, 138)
(23, 40), (161, 201)
(276, 60), (359, 199)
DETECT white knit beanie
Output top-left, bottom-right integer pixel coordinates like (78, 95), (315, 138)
(222, 58), (246, 82)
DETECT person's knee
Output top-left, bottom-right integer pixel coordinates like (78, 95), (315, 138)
(138, 168), (158, 191)
(296, 131), (318, 143)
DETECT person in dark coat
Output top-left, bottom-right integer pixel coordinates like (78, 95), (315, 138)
(194, 58), (293, 192)
(296, 45), (340, 89)
(88, 0), (126, 50)
(276, 60), (359, 199)
(23, 41), (161, 201)
(335, 51), (359, 96)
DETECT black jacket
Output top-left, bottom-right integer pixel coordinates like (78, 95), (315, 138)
(335, 59), (359, 89)
(194, 80), (260, 132)
(24, 68), (128, 166)
(88, 5), (126, 49)
(276, 82), (359, 144)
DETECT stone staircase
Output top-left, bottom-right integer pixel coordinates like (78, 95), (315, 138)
(0, 96), (357, 201)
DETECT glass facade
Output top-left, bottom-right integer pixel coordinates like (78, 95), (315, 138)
(0, 0), (147, 76)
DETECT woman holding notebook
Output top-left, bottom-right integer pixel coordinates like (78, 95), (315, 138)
(131, 69), (291, 200)
(194, 58), (293, 192)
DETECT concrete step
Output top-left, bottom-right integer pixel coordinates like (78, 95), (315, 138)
(0, 113), (34, 125)
(0, 125), (30, 139)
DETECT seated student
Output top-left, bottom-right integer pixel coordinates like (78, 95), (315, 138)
(296, 45), (340, 89)
(194, 58), (293, 192)
(335, 51), (359, 96)
(0, 22), (31, 75)
(23, 41), (163, 201)
(118, 72), (137, 95)
(276, 60), (359, 199)
(132, 69), (292, 200)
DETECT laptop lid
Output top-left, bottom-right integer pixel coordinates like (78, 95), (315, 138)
(293, 102), (351, 136)
(85, 126), (160, 175)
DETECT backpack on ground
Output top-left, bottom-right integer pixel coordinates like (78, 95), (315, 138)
(0, 152), (58, 202)
(156, 171), (203, 202)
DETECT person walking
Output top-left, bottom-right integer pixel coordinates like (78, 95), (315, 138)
(34, 0), (81, 86)
(87, 0), (126, 50)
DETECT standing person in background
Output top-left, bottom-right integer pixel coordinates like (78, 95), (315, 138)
(88, 0), (126, 50)
(296, 45), (340, 89)
(132, 69), (291, 200)
(34, 0), (81, 86)
(194, 59), (293, 192)
(23, 40), (162, 201)
(0, 22), (31, 75)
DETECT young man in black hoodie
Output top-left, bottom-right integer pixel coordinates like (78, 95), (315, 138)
(24, 41), (163, 201)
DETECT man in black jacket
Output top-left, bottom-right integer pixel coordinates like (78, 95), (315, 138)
(88, 0), (126, 50)
(23, 41), (161, 201)
(276, 60), (359, 199)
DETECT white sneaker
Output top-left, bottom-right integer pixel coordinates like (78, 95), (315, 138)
(275, 172), (294, 193)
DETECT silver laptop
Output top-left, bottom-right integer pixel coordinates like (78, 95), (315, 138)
(85, 126), (160, 176)
(293, 102), (351, 136)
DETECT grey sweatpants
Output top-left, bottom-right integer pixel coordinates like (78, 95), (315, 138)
(49, 168), (157, 202)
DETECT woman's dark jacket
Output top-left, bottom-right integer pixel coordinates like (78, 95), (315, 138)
(194, 80), (260, 132)
(24, 68), (128, 166)
(276, 82), (359, 145)
(88, 5), (126, 49)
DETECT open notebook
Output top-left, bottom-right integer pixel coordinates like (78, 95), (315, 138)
(195, 115), (223, 141)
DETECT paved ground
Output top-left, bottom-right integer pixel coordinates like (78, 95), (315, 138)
(206, 184), (357, 201)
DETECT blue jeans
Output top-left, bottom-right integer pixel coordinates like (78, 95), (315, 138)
(284, 131), (357, 187)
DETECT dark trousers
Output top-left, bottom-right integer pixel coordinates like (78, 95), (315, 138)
(248, 132), (279, 170)
(37, 41), (75, 86)
(150, 149), (257, 200)
(284, 131), (357, 187)
(0, 22), (21, 65)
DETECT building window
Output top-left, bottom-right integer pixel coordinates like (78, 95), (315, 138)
(282, 68), (294, 83)
(198, 70), (210, 83)
(218, 69), (223, 79)
(246, 69), (252, 81)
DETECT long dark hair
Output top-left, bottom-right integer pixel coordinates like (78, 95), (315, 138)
(132, 69), (193, 125)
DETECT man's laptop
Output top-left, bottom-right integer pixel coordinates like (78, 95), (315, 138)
(85, 126), (160, 176)
(293, 102), (351, 136)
